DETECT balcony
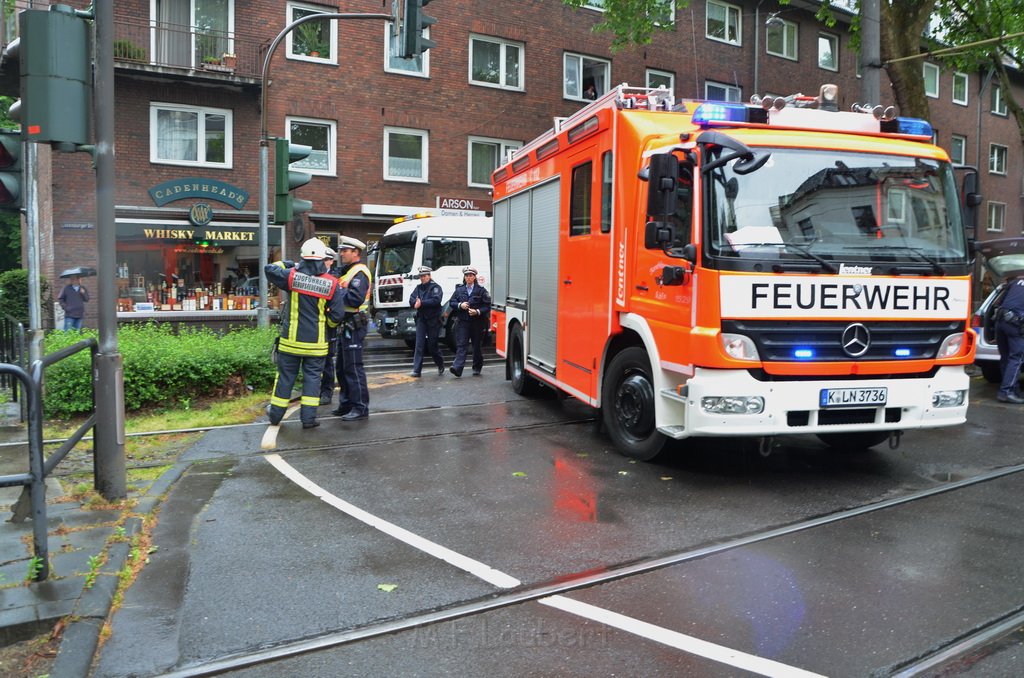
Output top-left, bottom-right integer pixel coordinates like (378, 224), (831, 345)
(112, 17), (265, 85)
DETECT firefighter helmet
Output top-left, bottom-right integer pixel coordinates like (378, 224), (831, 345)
(300, 238), (329, 260)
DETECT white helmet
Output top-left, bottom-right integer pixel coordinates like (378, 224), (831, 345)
(300, 238), (329, 260)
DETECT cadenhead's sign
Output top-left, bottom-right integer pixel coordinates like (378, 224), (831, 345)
(149, 178), (250, 209)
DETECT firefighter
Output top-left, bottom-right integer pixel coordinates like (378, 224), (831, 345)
(995, 273), (1024, 404)
(408, 265), (445, 377)
(265, 238), (344, 429)
(319, 247), (341, 404)
(448, 266), (491, 377)
(331, 236), (374, 420)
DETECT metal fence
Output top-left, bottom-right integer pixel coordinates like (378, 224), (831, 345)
(112, 17), (267, 79)
(0, 314), (26, 414)
(0, 337), (98, 581)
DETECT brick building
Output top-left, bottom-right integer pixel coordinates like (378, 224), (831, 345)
(0, 0), (1021, 326)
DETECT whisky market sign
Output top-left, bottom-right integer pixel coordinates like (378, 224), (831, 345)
(148, 178), (250, 209)
(116, 223), (281, 246)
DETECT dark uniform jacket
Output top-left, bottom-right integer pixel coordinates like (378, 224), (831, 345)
(409, 280), (444, 321)
(265, 259), (345, 356)
(449, 283), (491, 322)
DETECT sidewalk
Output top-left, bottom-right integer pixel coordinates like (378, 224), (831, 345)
(0, 396), (188, 676)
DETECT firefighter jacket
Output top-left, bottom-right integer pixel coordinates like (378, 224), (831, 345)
(409, 279), (444, 321)
(338, 261), (372, 314)
(265, 258), (345, 356)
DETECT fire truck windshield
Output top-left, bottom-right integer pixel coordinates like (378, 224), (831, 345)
(704, 148), (969, 271)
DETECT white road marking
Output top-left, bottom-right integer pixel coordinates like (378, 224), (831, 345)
(540, 596), (826, 678)
(264, 454), (824, 677)
(259, 425), (280, 451)
(264, 454), (521, 589)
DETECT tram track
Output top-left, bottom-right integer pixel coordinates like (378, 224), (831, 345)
(154, 461), (1024, 677)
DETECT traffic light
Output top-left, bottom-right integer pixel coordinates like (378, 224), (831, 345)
(273, 138), (313, 224)
(0, 130), (22, 211)
(12, 5), (92, 147)
(400, 0), (436, 59)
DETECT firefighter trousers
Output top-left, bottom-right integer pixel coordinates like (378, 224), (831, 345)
(269, 352), (325, 425)
(336, 325), (369, 415)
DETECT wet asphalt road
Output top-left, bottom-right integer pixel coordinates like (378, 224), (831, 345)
(93, 365), (1024, 677)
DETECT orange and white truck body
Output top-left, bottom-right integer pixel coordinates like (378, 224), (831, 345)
(490, 85), (976, 457)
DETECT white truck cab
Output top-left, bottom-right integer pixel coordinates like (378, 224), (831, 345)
(373, 214), (492, 346)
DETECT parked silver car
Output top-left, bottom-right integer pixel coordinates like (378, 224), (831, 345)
(973, 238), (1024, 383)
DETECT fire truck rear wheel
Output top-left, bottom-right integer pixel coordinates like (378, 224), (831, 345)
(602, 347), (667, 461)
(816, 431), (890, 450)
(510, 324), (539, 396)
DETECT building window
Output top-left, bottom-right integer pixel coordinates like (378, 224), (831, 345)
(468, 137), (521, 188)
(923, 62), (939, 98)
(949, 135), (966, 165)
(150, 103), (231, 168)
(565, 53), (610, 101)
(584, 0), (604, 8)
(646, 68), (674, 93)
(987, 202), (1005, 233)
(570, 162), (593, 236)
(153, 0), (234, 70)
(652, 1), (676, 27)
(991, 85), (1007, 116)
(818, 33), (838, 71)
(384, 127), (428, 182)
(952, 72), (968, 105)
(705, 80), (741, 102)
(887, 189), (907, 224)
(469, 35), (523, 90)
(766, 18), (797, 60)
(385, 22), (429, 76)
(287, 117), (335, 176)
(706, 1), (741, 46)
(286, 3), (336, 64)
(989, 144), (1008, 175)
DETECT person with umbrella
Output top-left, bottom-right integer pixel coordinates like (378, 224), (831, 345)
(58, 269), (91, 331)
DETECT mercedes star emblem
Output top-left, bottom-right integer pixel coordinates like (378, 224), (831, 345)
(841, 323), (871, 358)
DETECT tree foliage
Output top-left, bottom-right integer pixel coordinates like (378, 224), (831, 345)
(562, 0), (687, 52)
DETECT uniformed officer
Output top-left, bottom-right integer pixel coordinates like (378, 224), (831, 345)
(319, 247), (340, 404)
(448, 266), (491, 377)
(995, 273), (1024, 404)
(408, 265), (445, 377)
(331, 236), (374, 420)
(265, 238), (344, 428)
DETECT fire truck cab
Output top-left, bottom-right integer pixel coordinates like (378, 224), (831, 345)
(490, 84), (978, 459)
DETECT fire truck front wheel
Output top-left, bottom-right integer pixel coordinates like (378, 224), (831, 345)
(602, 347), (668, 461)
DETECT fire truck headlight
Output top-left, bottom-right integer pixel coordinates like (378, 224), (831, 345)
(932, 390), (966, 408)
(720, 334), (760, 361)
(937, 333), (965, 358)
(701, 396), (765, 415)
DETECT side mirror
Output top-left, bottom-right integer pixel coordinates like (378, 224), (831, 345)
(645, 220), (675, 249)
(421, 240), (434, 267)
(965, 192), (982, 208)
(644, 153), (679, 218)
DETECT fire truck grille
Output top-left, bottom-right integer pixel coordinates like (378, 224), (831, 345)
(722, 320), (965, 362)
(377, 285), (403, 303)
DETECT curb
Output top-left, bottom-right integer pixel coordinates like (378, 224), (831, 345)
(49, 461), (191, 676)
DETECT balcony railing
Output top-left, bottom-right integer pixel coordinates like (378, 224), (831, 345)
(112, 18), (266, 80)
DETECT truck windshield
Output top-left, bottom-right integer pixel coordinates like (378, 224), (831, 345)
(376, 232), (416, 276)
(704, 149), (968, 269)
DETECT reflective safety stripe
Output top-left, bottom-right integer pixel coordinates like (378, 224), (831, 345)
(270, 394), (291, 408)
(300, 395), (321, 406)
(340, 263), (373, 313)
(278, 338), (330, 356)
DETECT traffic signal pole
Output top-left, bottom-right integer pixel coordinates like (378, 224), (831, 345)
(256, 11), (392, 329)
(93, 1), (126, 500)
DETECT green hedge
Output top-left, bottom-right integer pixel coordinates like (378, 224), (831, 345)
(42, 324), (278, 418)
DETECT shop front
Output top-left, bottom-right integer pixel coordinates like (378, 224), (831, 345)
(114, 219), (283, 324)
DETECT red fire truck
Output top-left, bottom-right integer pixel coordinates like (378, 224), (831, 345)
(490, 84), (979, 459)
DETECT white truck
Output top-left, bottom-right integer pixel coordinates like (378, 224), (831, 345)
(372, 214), (492, 346)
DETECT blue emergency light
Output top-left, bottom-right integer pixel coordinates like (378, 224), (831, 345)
(793, 348), (815, 359)
(881, 117), (934, 138)
(894, 348), (912, 357)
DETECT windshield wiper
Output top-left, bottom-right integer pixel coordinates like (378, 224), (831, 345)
(727, 241), (838, 273)
(861, 245), (945, 275)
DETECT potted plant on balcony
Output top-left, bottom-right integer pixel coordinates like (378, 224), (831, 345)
(221, 53), (236, 69)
